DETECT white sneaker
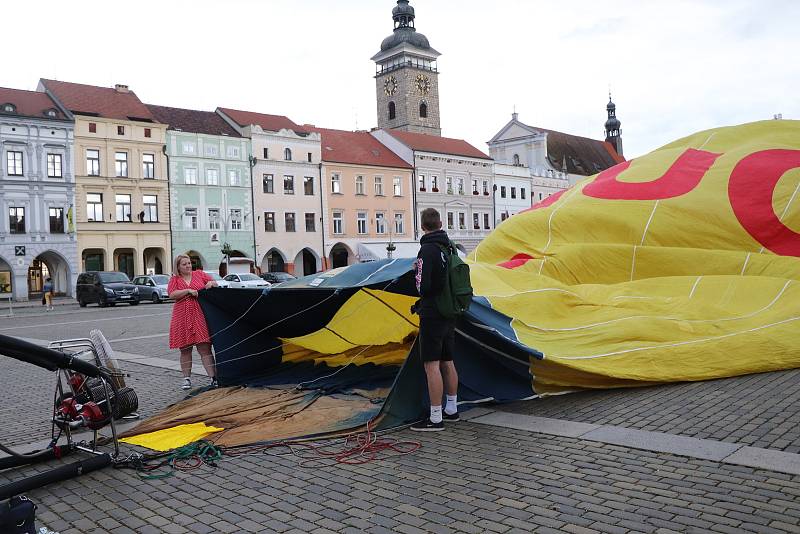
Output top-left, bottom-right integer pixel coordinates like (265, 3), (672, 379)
(181, 377), (191, 390)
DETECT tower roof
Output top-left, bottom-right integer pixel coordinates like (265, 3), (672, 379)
(378, 1), (437, 55)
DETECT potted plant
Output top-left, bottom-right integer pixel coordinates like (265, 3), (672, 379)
(432, 187), (439, 193)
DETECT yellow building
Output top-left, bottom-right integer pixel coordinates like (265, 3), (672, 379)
(40, 80), (170, 277)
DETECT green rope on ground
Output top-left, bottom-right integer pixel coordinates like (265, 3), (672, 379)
(135, 439), (224, 479)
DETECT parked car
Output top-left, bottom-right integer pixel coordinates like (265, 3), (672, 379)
(132, 274), (171, 303)
(203, 271), (229, 288)
(76, 271), (139, 307)
(224, 273), (270, 289)
(260, 272), (297, 285)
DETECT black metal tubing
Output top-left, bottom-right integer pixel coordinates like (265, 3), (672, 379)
(0, 445), (75, 471)
(0, 334), (103, 377)
(0, 453), (111, 500)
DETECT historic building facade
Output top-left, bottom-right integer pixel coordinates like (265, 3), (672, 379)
(147, 105), (254, 275)
(0, 87), (77, 301)
(218, 108), (323, 276)
(315, 128), (414, 267)
(40, 80), (170, 279)
(372, 0), (441, 136)
(493, 163), (534, 222)
(371, 129), (494, 252)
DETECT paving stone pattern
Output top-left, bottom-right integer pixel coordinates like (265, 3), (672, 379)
(2, 423), (799, 533)
(502, 368), (800, 453)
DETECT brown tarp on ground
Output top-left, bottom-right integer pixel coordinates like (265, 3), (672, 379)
(121, 386), (389, 447)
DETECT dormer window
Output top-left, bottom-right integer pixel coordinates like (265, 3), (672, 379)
(2, 103), (15, 113)
(45, 109), (57, 118)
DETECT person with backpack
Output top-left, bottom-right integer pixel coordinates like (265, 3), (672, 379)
(410, 208), (473, 431)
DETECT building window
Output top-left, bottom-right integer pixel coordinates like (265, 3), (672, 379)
(393, 176), (402, 196)
(9, 207), (25, 233)
(7, 151), (23, 176)
(457, 178), (464, 195)
(264, 212), (275, 232)
(142, 153), (155, 179)
(205, 144), (218, 157)
(184, 207), (198, 229)
(115, 194), (132, 222)
(229, 209), (242, 230)
(376, 212), (386, 234)
(355, 175), (365, 195)
(49, 207), (64, 233)
(331, 173), (341, 194)
(263, 147), (268, 159)
(86, 149), (100, 176)
(539, 192), (544, 200)
(227, 146), (240, 158)
(332, 212), (343, 234)
(500, 186), (507, 198)
(303, 176), (314, 195)
(419, 101), (427, 118)
(447, 212), (454, 230)
(284, 148), (292, 161)
(144, 128), (151, 138)
(208, 208), (220, 230)
(263, 174), (274, 193)
(395, 213), (404, 234)
(228, 169), (241, 186)
(483, 181), (489, 194)
(307, 152), (312, 163)
(446, 177), (453, 194)
(182, 142), (195, 154)
(305, 212), (316, 232)
(285, 212), (296, 232)
(432, 176), (439, 192)
(374, 176), (384, 196)
(521, 187), (526, 199)
(501, 212), (509, 221)
(511, 187), (517, 199)
(357, 212), (367, 235)
(143, 195), (158, 222)
(483, 213), (490, 229)
(184, 168), (197, 185)
(473, 213), (480, 230)
(458, 212), (466, 230)
(513, 154), (520, 166)
(87, 193), (103, 222)
(88, 122), (97, 133)
(388, 101), (396, 120)
(117, 125), (125, 135)
(284, 175), (295, 194)
(115, 152), (128, 177)
(207, 168), (219, 186)
(47, 154), (63, 178)
(418, 174), (426, 191)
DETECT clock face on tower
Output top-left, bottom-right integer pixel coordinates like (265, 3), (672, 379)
(384, 76), (398, 96)
(415, 74), (431, 95)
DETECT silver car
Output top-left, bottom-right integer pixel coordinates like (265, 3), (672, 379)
(224, 273), (270, 289)
(132, 274), (171, 303)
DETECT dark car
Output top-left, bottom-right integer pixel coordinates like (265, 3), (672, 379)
(132, 274), (171, 303)
(76, 271), (140, 307)
(259, 272), (297, 285)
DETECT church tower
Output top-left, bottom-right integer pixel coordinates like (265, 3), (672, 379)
(604, 94), (623, 157)
(372, 0), (442, 136)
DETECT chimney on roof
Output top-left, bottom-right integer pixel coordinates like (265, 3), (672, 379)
(114, 84), (130, 93)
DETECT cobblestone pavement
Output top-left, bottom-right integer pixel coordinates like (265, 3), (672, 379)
(501, 369), (800, 453)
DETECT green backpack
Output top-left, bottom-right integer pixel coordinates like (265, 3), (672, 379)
(435, 241), (474, 319)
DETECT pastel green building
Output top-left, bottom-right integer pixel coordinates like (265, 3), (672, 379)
(147, 105), (254, 274)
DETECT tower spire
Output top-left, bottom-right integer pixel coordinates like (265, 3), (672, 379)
(604, 93), (623, 157)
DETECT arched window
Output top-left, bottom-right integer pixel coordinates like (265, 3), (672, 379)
(513, 154), (520, 166)
(284, 148), (292, 161)
(419, 101), (428, 118)
(388, 102), (396, 120)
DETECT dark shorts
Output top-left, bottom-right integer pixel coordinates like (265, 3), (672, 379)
(419, 316), (456, 362)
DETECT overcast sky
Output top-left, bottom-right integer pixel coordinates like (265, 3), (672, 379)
(6, 0), (798, 158)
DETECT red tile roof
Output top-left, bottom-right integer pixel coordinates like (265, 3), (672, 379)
(216, 107), (303, 133)
(536, 127), (624, 175)
(313, 128), (412, 169)
(40, 79), (155, 122)
(146, 105), (240, 137)
(385, 130), (492, 160)
(0, 87), (66, 120)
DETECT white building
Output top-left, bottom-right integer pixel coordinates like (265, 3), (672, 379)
(0, 87), (76, 301)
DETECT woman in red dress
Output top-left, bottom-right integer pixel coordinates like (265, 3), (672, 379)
(168, 254), (218, 389)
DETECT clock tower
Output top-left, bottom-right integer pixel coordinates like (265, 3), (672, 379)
(372, 0), (442, 136)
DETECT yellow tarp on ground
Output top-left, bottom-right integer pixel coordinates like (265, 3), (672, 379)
(470, 120), (800, 394)
(120, 422), (224, 451)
